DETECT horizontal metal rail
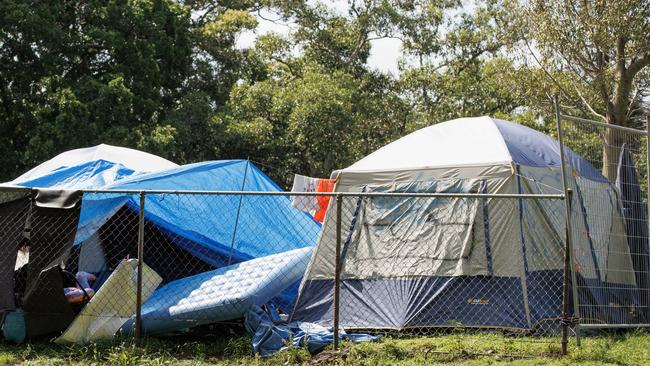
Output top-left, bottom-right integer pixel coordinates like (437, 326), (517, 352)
(0, 186), (564, 200)
(80, 190), (565, 199)
(559, 114), (647, 136)
(580, 323), (650, 329)
(0, 186), (565, 199)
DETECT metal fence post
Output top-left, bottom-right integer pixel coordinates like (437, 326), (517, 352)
(646, 116), (650, 245)
(333, 194), (342, 350)
(135, 191), (145, 344)
(645, 115), (650, 325)
(561, 189), (574, 355)
(554, 98), (581, 348)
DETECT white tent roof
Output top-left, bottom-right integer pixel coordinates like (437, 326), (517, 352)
(343, 116), (606, 184)
(344, 116), (512, 172)
(8, 144), (178, 185)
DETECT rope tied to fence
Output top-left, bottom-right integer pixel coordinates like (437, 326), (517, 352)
(560, 317), (580, 327)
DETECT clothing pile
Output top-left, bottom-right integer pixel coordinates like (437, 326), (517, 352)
(290, 175), (336, 222)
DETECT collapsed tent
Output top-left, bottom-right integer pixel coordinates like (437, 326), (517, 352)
(292, 116), (640, 331)
(0, 147), (321, 342)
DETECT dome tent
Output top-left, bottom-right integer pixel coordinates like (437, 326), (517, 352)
(292, 116), (639, 331)
(4, 144), (178, 189)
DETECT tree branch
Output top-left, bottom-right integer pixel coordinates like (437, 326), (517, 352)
(573, 84), (607, 121)
(627, 53), (650, 78)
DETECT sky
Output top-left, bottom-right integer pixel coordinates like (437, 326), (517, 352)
(235, 2), (403, 76)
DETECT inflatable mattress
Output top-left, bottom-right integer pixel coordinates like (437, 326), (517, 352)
(122, 247), (313, 335)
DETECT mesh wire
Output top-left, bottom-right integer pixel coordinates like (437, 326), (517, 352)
(559, 117), (649, 327)
(319, 194), (567, 355)
(0, 189), (568, 355)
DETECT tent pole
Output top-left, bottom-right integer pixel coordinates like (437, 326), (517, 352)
(515, 169), (533, 329)
(333, 194), (342, 351)
(135, 191), (145, 345)
(555, 97), (581, 349)
(227, 160), (250, 265)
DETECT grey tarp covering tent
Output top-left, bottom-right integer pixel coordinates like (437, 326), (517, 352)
(292, 116), (639, 331)
(616, 144), (650, 322)
(0, 189), (83, 339)
(22, 190), (82, 337)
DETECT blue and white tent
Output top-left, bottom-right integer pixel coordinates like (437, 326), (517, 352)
(5, 145), (319, 269)
(293, 116), (639, 330)
(4, 144), (178, 189)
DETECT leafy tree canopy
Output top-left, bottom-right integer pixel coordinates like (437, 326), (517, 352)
(0, 0), (647, 186)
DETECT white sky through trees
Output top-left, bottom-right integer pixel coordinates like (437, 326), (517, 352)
(235, 2), (402, 75)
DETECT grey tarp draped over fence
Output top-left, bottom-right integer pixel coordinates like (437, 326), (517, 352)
(22, 189), (82, 338)
(0, 190), (30, 313)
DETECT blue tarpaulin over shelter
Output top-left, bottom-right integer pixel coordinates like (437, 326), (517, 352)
(4, 144), (179, 189)
(7, 148), (320, 301)
(10, 160), (139, 190)
(76, 160), (321, 267)
(4, 146), (322, 340)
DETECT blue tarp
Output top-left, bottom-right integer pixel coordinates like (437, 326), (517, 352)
(12, 155), (320, 316)
(245, 305), (378, 357)
(10, 154), (322, 333)
(14, 155), (320, 270)
(77, 160), (321, 266)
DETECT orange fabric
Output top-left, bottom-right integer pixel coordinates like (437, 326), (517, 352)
(313, 179), (336, 222)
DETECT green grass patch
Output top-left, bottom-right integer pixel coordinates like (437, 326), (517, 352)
(0, 331), (647, 365)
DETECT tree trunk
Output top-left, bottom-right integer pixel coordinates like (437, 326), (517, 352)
(602, 101), (629, 182)
(601, 53), (634, 182)
(602, 127), (623, 182)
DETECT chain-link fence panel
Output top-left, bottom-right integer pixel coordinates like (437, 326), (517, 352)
(0, 189), (144, 343)
(0, 188), (31, 317)
(558, 114), (650, 328)
(294, 193), (568, 356)
(135, 192), (322, 336)
(57, 191), (143, 343)
(0, 188), (571, 358)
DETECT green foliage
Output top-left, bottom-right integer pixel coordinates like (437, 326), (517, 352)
(0, 0), (194, 179)
(0, 0), (647, 185)
(217, 62), (413, 186)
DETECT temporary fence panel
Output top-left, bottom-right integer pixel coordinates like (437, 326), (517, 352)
(556, 112), (650, 329)
(0, 188), (572, 357)
(293, 191), (569, 356)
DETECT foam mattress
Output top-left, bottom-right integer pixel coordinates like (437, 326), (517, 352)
(56, 259), (162, 344)
(122, 247), (313, 335)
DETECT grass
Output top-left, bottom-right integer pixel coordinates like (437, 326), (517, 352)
(0, 331), (647, 365)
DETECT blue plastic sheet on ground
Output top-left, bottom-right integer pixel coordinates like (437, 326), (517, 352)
(245, 305), (378, 357)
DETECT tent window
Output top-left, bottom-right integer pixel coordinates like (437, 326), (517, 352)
(341, 179), (483, 277)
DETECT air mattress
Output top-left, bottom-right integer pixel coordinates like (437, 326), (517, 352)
(122, 247), (313, 335)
